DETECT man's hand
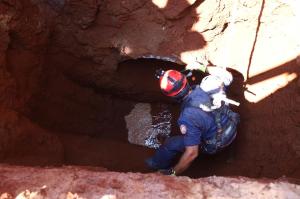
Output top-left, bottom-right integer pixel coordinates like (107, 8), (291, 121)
(158, 168), (176, 176)
(173, 145), (199, 175)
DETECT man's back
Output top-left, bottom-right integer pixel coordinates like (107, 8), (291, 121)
(178, 86), (219, 146)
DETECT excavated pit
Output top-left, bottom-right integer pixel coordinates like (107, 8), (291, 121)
(1, 57), (299, 181)
(0, 0), (300, 185)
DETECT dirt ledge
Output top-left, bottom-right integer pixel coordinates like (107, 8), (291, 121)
(0, 164), (299, 199)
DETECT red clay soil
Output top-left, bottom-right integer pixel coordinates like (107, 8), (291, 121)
(1, 165), (300, 199)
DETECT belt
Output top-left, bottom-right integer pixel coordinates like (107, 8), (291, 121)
(205, 120), (232, 145)
(207, 115), (229, 135)
(202, 120), (236, 154)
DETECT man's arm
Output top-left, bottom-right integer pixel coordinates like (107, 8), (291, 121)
(173, 145), (199, 175)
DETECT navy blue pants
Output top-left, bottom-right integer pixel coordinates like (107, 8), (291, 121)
(145, 116), (239, 170)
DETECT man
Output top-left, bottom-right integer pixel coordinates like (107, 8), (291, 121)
(145, 66), (240, 176)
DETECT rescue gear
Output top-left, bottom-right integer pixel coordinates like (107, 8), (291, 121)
(200, 75), (227, 110)
(200, 74), (240, 108)
(200, 75), (224, 94)
(156, 69), (190, 100)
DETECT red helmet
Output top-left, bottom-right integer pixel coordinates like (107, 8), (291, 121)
(157, 69), (189, 98)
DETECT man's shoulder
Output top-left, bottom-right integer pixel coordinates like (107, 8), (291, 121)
(180, 106), (212, 120)
(182, 88), (212, 112)
(190, 86), (211, 101)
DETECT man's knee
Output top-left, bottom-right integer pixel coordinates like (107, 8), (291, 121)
(164, 136), (185, 152)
